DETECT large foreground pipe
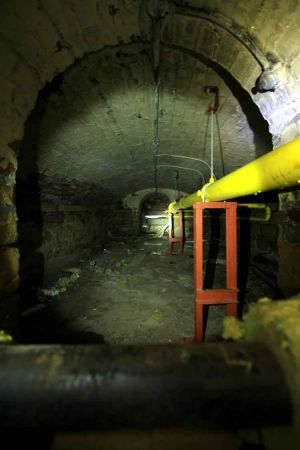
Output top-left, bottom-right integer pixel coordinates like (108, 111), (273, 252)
(170, 137), (300, 211)
(0, 343), (292, 430)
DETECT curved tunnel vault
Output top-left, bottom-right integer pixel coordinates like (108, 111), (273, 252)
(17, 42), (272, 206)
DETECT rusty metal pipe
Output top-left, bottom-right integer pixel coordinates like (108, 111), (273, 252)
(0, 343), (292, 430)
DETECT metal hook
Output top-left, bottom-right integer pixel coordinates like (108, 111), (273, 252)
(203, 86), (219, 113)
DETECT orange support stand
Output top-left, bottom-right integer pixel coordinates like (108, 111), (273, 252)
(193, 202), (238, 342)
(166, 210), (185, 256)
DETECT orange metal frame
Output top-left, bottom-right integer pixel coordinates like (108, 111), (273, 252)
(193, 202), (238, 342)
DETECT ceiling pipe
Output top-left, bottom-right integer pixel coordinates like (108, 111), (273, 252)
(238, 203), (272, 222)
(169, 137), (300, 212)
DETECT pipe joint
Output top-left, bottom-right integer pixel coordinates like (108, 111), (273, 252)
(168, 201), (177, 214)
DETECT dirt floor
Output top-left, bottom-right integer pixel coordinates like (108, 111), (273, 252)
(20, 237), (280, 345)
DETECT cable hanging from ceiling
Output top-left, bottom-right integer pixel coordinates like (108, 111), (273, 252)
(151, 3), (164, 195)
(150, 4), (220, 194)
(153, 80), (160, 193)
(155, 86), (220, 189)
(157, 154), (215, 180)
(203, 86), (219, 183)
(175, 170), (180, 200)
(157, 164), (205, 186)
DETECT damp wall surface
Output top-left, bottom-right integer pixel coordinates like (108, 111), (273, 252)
(278, 190), (300, 296)
(0, 196), (110, 332)
(276, 127), (300, 297)
(18, 203), (109, 286)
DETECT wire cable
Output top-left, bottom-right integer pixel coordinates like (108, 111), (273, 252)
(157, 154), (215, 179)
(201, 182), (212, 202)
(157, 164), (205, 185)
(175, 170), (180, 200)
(153, 81), (160, 193)
(210, 110), (214, 180)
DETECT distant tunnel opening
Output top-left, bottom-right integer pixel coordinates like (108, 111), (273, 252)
(140, 193), (170, 236)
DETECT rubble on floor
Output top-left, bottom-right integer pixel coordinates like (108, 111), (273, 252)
(41, 267), (81, 297)
(20, 237), (281, 345)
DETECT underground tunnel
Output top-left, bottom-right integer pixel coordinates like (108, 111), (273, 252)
(0, 1), (300, 449)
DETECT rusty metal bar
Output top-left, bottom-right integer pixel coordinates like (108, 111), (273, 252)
(0, 343), (292, 430)
(193, 202), (238, 342)
(226, 203), (238, 317)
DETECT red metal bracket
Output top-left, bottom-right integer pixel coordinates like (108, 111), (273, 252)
(193, 201), (238, 342)
(203, 86), (219, 113)
(166, 210), (186, 256)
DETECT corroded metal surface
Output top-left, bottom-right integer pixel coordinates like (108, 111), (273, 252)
(0, 343), (292, 430)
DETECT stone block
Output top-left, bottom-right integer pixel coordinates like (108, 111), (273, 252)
(0, 106), (24, 145)
(0, 248), (19, 294)
(0, 185), (14, 206)
(0, 210), (17, 245)
(0, 151), (17, 187)
(0, 145), (18, 167)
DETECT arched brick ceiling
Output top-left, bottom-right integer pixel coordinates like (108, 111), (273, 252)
(18, 43), (271, 202)
(1, 0), (300, 204)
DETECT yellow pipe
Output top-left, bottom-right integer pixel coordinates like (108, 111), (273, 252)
(238, 203), (268, 209)
(167, 203), (271, 222)
(169, 138), (300, 212)
(238, 203), (272, 222)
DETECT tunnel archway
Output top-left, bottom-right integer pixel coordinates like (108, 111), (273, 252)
(14, 37), (274, 310)
(16, 41), (273, 200)
(14, 48), (280, 348)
